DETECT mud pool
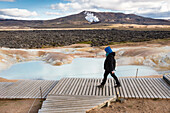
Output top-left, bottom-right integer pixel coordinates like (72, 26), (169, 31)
(0, 58), (159, 80)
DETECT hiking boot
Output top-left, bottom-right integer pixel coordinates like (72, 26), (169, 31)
(97, 84), (104, 88)
(115, 83), (121, 87)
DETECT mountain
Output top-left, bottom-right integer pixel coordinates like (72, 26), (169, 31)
(0, 11), (170, 28)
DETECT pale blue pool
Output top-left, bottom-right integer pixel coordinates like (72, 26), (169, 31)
(0, 58), (159, 80)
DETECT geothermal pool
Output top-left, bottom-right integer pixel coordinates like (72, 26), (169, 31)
(0, 58), (159, 80)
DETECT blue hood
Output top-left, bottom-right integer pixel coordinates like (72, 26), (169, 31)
(104, 46), (113, 54)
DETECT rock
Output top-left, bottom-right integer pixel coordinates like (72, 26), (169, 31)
(117, 98), (126, 103)
(0, 30), (170, 48)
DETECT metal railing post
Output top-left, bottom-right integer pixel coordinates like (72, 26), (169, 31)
(136, 68), (138, 78)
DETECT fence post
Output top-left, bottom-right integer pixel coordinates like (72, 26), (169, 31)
(136, 68), (138, 78)
(40, 87), (42, 100)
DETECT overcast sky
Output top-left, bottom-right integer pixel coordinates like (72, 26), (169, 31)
(0, 0), (169, 20)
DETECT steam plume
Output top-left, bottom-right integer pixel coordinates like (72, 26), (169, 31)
(84, 11), (99, 23)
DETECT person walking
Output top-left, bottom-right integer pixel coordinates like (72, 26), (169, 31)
(97, 46), (121, 88)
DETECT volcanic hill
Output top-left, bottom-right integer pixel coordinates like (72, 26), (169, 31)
(0, 11), (170, 28)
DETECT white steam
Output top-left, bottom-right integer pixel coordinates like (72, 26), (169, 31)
(84, 11), (99, 23)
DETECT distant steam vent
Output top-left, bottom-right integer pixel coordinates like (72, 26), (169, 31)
(84, 11), (100, 23)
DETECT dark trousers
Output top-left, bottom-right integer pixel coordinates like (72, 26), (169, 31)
(101, 71), (120, 85)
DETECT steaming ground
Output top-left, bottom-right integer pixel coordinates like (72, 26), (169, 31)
(0, 42), (169, 73)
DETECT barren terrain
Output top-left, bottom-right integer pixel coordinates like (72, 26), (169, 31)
(88, 98), (170, 113)
(0, 99), (43, 113)
(1, 24), (170, 31)
(0, 29), (170, 48)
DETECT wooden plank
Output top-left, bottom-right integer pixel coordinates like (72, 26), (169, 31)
(127, 78), (138, 98)
(149, 78), (167, 98)
(32, 80), (50, 98)
(46, 95), (111, 101)
(121, 78), (131, 98)
(130, 78), (143, 98)
(158, 79), (170, 91)
(23, 80), (44, 98)
(20, 80), (54, 98)
(39, 110), (85, 113)
(58, 78), (73, 94)
(39, 107), (94, 111)
(136, 78), (149, 98)
(108, 79), (113, 96)
(80, 78), (88, 95)
(0, 83), (13, 92)
(138, 78), (151, 98)
(77, 78), (87, 95)
(99, 79), (103, 96)
(124, 78), (135, 98)
(140, 78), (157, 98)
(50, 78), (67, 94)
(111, 78), (116, 96)
(75, 79), (85, 95)
(55, 78), (69, 94)
(105, 79), (109, 96)
(44, 98), (111, 103)
(82, 78), (90, 95)
(92, 78), (97, 96)
(62, 78), (75, 95)
(42, 81), (58, 98)
(39, 110), (84, 112)
(119, 79), (127, 98)
(43, 100), (109, 105)
(115, 86), (120, 97)
(89, 79), (95, 96)
(145, 78), (163, 98)
(1, 81), (26, 98)
(85, 79), (92, 96)
(103, 80), (106, 96)
(114, 78), (120, 97)
(43, 99), (110, 105)
(144, 78), (164, 99)
(67, 78), (79, 95)
(21, 80), (41, 98)
(2, 80), (30, 98)
(153, 78), (170, 98)
(42, 103), (106, 108)
(40, 81), (57, 98)
(151, 78), (170, 98)
(74, 78), (83, 95)
(45, 95), (110, 100)
(4, 80), (30, 98)
(163, 75), (170, 85)
(118, 78), (124, 98)
(49, 78), (65, 94)
(131, 78), (145, 98)
(95, 79), (100, 96)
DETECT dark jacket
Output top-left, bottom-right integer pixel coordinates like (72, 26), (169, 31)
(104, 52), (116, 72)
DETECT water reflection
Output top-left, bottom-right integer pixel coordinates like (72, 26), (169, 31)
(0, 58), (159, 80)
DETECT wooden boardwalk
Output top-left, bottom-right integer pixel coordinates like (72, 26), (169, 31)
(39, 95), (114, 113)
(39, 76), (170, 113)
(0, 80), (58, 99)
(49, 77), (170, 99)
(163, 74), (170, 85)
(0, 75), (169, 112)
